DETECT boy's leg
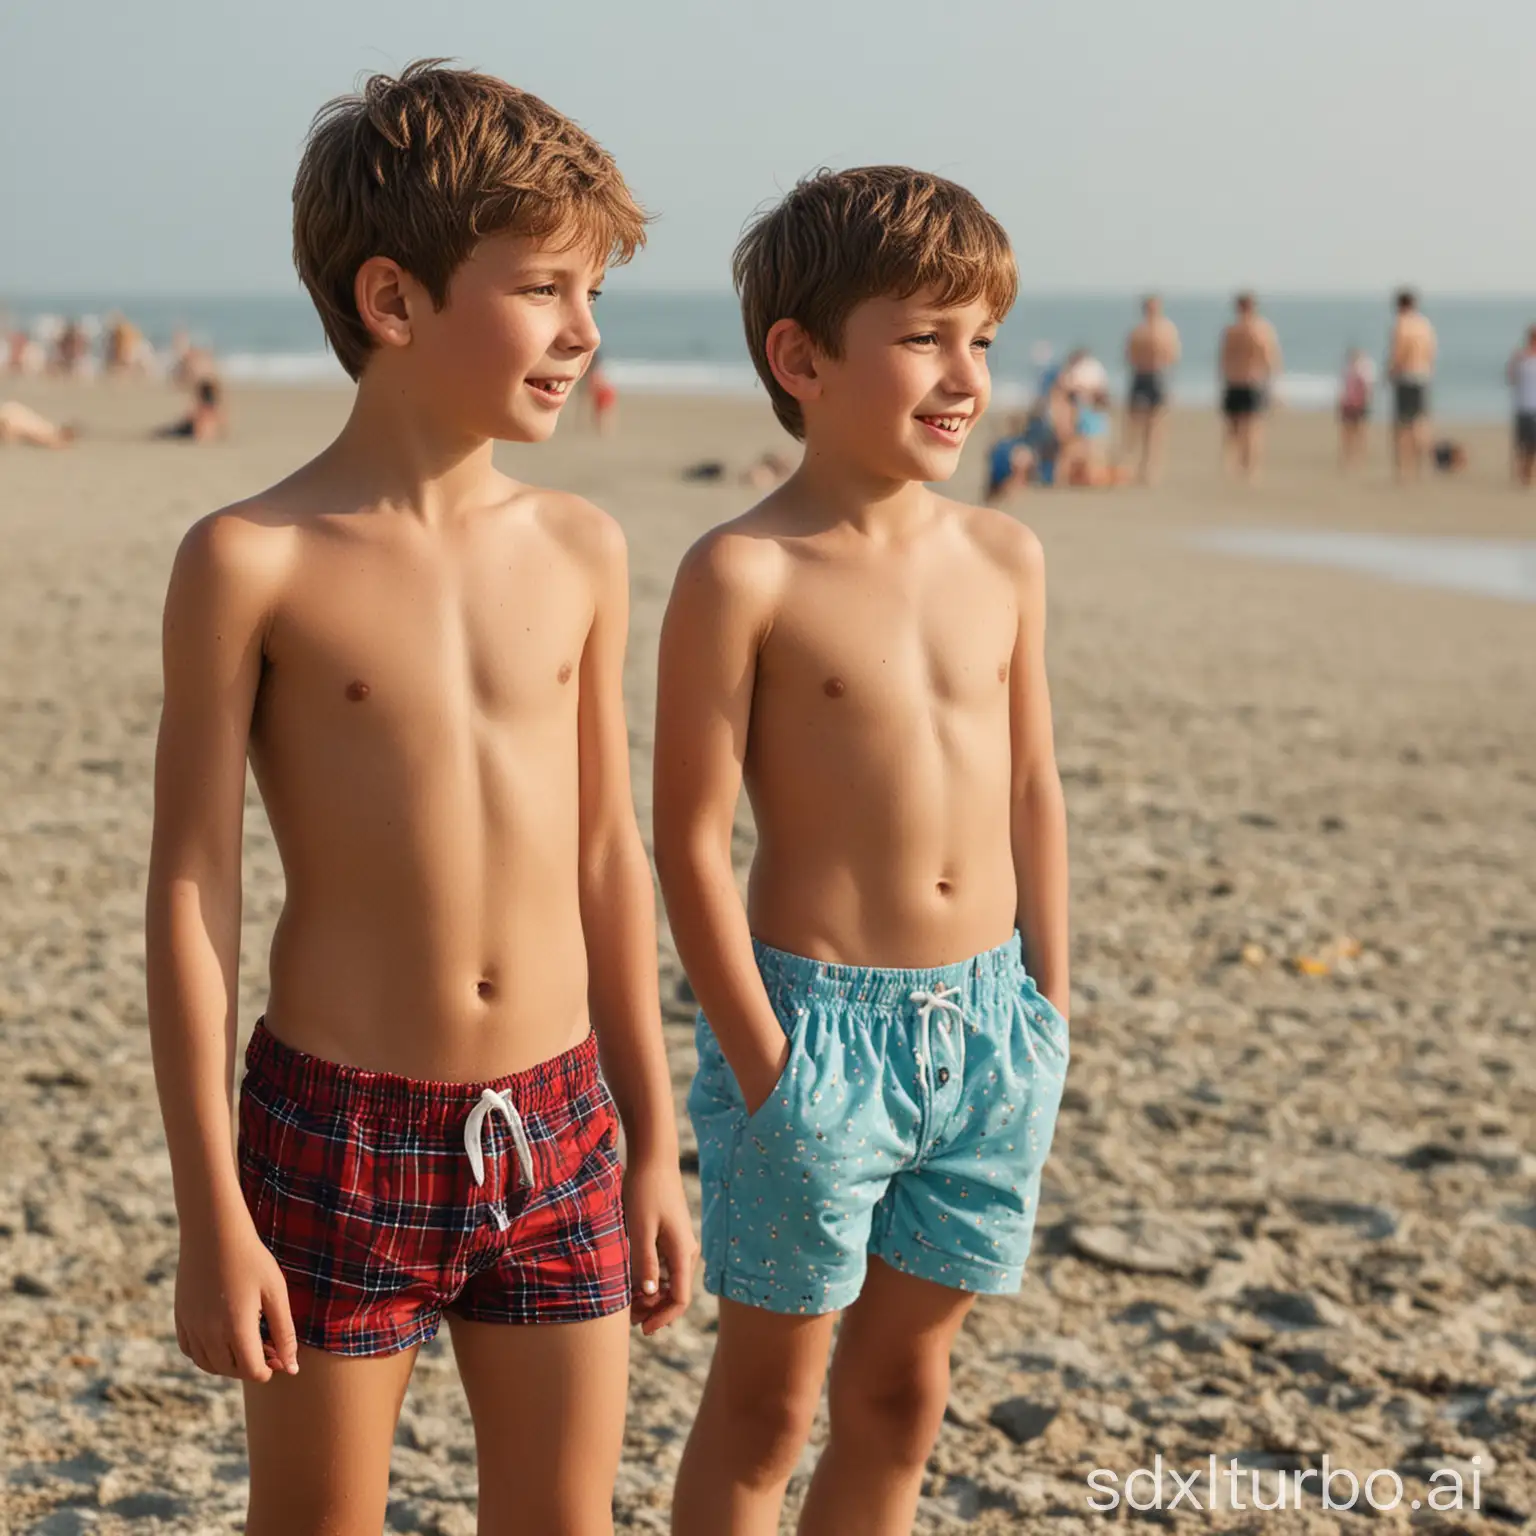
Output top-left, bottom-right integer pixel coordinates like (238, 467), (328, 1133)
(243, 1344), (417, 1536)
(449, 1310), (629, 1536)
(796, 1259), (975, 1536)
(672, 1300), (837, 1536)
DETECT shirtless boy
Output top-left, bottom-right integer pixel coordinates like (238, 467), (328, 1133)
(1388, 288), (1437, 483)
(1124, 294), (1181, 483)
(145, 63), (693, 1536)
(1219, 292), (1282, 482)
(656, 167), (1070, 1536)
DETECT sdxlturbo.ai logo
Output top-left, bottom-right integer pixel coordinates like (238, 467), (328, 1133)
(1086, 1455), (1482, 1516)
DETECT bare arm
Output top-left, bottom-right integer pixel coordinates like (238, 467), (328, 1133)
(573, 504), (695, 1329)
(1264, 323), (1283, 383)
(574, 509), (675, 1160)
(653, 532), (787, 1113)
(1008, 528), (1070, 1015)
(145, 510), (296, 1379)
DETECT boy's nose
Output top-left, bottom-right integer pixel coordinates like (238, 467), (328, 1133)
(564, 305), (601, 355)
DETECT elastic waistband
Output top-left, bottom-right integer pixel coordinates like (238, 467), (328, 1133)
(244, 1019), (599, 1125)
(752, 932), (1027, 1009)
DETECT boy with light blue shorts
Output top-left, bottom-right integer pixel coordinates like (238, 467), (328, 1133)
(690, 937), (1067, 1317)
(656, 165), (1070, 1534)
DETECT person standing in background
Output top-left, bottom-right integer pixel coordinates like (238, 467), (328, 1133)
(585, 349), (619, 434)
(1337, 347), (1376, 471)
(1510, 323), (1536, 489)
(1124, 295), (1180, 484)
(1387, 289), (1437, 483)
(1218, 293), (1281, 482)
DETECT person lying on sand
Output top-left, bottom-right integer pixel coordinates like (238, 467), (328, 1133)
(153, 378), (226, 442)
(0, 400), (76, 448)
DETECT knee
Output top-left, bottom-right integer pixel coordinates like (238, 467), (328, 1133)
(713, 1374), (821, 1487)
(829, 1352), (951, 1470)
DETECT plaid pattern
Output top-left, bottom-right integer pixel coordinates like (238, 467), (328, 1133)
(238, 1021), (631, 1357)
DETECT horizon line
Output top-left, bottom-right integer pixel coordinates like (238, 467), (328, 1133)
(5, 285), (1535, 305)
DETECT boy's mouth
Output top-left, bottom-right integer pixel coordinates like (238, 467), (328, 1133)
(916, 413), (970, 442)
(526, 377), (573, 401)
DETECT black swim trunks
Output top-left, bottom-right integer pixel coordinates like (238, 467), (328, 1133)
(1394, 381), (1429, 424)
(1129, 371), (1165, 411)
(1516, 412), (1536, 454)
(1222, 384), (1264, 418)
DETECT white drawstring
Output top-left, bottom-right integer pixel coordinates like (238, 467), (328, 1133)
(464, 1088), (536, 1191)
(908, 984), (970, 1093)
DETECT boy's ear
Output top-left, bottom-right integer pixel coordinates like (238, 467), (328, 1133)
(764, 318), (823, 410)
(354, 257), (415, 351)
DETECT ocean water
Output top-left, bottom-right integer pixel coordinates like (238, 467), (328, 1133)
(1193, 530), (1536, 604)
(4, 291), (1531, 421)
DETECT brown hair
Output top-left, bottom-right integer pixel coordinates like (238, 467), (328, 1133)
(732, 166), (1017, 438)
(293, 59), (647, 379)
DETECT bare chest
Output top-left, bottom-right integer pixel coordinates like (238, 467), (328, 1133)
(757, 572), (1017, 726)
(259, 533), (590, 733)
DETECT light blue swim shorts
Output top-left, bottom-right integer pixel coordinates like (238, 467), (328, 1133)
(688, 933), (1068, 1315)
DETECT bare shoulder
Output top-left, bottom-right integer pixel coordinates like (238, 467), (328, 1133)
(673, 503), (791, 613)
(529, 486), (627, 576)
(956, 500), (1046, 585)
(170, 490), (302, 608)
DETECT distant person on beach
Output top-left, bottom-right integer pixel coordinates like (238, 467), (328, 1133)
(154, 377), (227, 442)
(1508, 323), (1536, 488)
(1219, 292), (1281, 481)
(1388, 289), (1436, 482)
(1058, 388), (1132, 487)
(1124, 294), (1180, 482)
(52, 318), (90, 377)
(144, 62), (690, 1536)
(1337, 347), (1377, 470)
(585, 349), (618, 433)
(0, 400), (76, 448)
(661, 166), (1068, 1536)
(105, 313), (149, 375)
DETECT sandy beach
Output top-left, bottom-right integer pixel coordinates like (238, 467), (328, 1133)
(2, 378), (1533, 1534)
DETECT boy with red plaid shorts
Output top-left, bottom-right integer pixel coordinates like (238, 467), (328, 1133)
(145, 62), (693, 1535)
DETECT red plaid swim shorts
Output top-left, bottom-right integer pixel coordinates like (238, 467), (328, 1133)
(237, 1020), (631, 1356)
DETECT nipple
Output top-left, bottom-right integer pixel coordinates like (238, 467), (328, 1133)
(823, 677), (846, 699)
(998, 662), (1009, 683)
(345, 680), (371, 702)
(557, 662), (573, 684)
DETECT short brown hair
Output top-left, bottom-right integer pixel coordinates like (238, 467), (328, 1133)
(293, 60), (647, 379)
(733, 167), (1017, 438)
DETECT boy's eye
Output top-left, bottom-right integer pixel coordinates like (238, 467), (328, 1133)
(973, 337), (994, 351)
(525, 283), (559, 297)
(904, 333), (939, 346)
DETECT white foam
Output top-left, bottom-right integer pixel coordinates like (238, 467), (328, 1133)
(601, 360), (761, 395)
(1192, 529), (1536, 604)
(221, 351), (351, 384)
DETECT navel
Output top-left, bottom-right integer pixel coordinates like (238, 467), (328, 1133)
(823, 677), (846, 699)
(345, 679), (371, 702)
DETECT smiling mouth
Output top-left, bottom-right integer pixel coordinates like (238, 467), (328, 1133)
(917, 413), (970, 438)
(527, 378), (573, 399)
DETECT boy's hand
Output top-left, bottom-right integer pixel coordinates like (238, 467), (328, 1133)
(737, 1036), (791, 1119)
(174, 1204), (299, 1382)
(624, 1154), (697, 1335)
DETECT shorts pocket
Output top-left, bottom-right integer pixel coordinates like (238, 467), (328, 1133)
(1023, 987), (1069, 1059)
(743, 1009), (806, 1130)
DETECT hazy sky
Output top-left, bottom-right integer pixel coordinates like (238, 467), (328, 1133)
(2, 0), (1532, 296)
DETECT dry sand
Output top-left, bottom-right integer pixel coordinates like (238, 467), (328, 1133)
(1, 378), (1533, 1534)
